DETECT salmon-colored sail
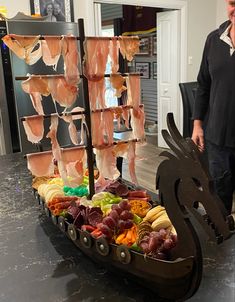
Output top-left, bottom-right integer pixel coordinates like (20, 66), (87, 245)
(83, 38), (110, 80)
(126, 74), (141, 111)
(29, 92), (45, 115)
(27, 151), (54, 177)
(62, 35), (80, 86)
(41, 38), (61, 70)
(22, 77), (50, 115)
(60, 114), (79, 145)
(48, 77), (78, 109)
(91, 111), (105, 146)
(110, 74), (127, 98)
(95, 146), (120, 180)
(46, 115), (61, 161)
(44, 36), (62, 59)
(130, 107), (145, 141)
(2, 34), (42, 65)
(109, 37), (120, 73)
(102, 110), (114, 145)
(23, 115), (44, 144)
(118, 36), (139, 61)
(113, 141), (138, 185)
(58, 147), (86, 188)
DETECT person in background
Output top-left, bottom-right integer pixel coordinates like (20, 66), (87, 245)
(43, 2), (57, 22)
(192, 0), (235, 215)
(53, 1), (66, 21)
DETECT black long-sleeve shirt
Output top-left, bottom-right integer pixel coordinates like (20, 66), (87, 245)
(193, 20), (235, 147)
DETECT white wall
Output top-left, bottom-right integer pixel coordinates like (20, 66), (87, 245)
(186, 0), (216, 81)
(216, 0), (227, 27)
(0, 0), (30, 18)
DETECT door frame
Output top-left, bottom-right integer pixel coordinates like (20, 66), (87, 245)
(92, 0), (188, 133)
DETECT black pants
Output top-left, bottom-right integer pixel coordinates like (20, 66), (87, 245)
(206, 141), (235, 214)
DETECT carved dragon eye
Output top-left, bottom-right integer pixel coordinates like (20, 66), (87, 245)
(192, 178), (203, 191)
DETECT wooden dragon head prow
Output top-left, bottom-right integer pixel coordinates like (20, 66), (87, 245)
(155, 113), (235, 299)
(156, 113), (234, 245)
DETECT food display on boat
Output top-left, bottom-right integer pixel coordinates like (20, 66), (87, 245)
(3, 18), (234, 302)
(35, 176), (178, 260)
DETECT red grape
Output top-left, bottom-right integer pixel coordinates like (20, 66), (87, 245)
(109, 209), (119, 221)
(150, 231), (164, 243)
(148, 237), (160, 251)
(159, 228), (167, 238)
(139, 242), (150, 253)
(163, 238), (174, 250)
(170, 233), (178, 245)
(111, 204), (122, 215)
(123, 219), (133, 229)
(98, 223), (113, 238)
(118, 220), (126, 232)
(120, 210), (134, 221)
(103, 216), (116, 230)
(119, 200), (131, 211)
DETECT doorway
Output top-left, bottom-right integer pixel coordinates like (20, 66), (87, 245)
(93, 0), (187, 147)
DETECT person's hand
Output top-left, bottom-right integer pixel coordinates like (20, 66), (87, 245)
(191, 120), (204, 152)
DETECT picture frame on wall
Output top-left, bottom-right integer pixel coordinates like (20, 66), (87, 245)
(153, 62), (157, 79)
(30, 0), (74, 22)
(135, 62), (150, 79)
(137, 37), (151, 56)
(152, 36), (157, 55)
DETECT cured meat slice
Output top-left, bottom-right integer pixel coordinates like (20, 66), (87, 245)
(126, 75), (141, 111)
(95, 175), (113, 193)
(58, 147), (86, 187)
(64, 107), (87, 145)
(113, 141), (138, 185)
(67, 118), (79, 145)
(21, 76), (50, 95)
(130, 107), (145, 141)
(44, 36), (62, 58)
(2, 34), (42, 65)
(102, 110), (114, 145)
(48, 77), (78, 108)
(46, 115), (61, 161)
(22, 77), (50, 115)
(109, 37), (120, 73)
(83, 38), (110, 80)
(41, 38), (61, 70)
(118, 36), (139, 61)
(27, 151), (54, 177)
(2, 34), (25, 59)
(61, 146), (86, 164)
(29, 92), (44, 115)
(62, 35), (80, 86)
(60, 114), (79, 145)
(94, 146), (120, 180)
(91, 111), (105, 146)
(127, 141), (138, 185)
(23, 115), (44, 143)
(88, 78), (106, 110)
(110, 74), (127, 98)
(122, 106), (130, 129)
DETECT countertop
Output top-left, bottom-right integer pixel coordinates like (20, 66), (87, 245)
(0, 153), (234, 302)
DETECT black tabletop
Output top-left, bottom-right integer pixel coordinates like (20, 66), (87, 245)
(0, 153), (234, 302)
